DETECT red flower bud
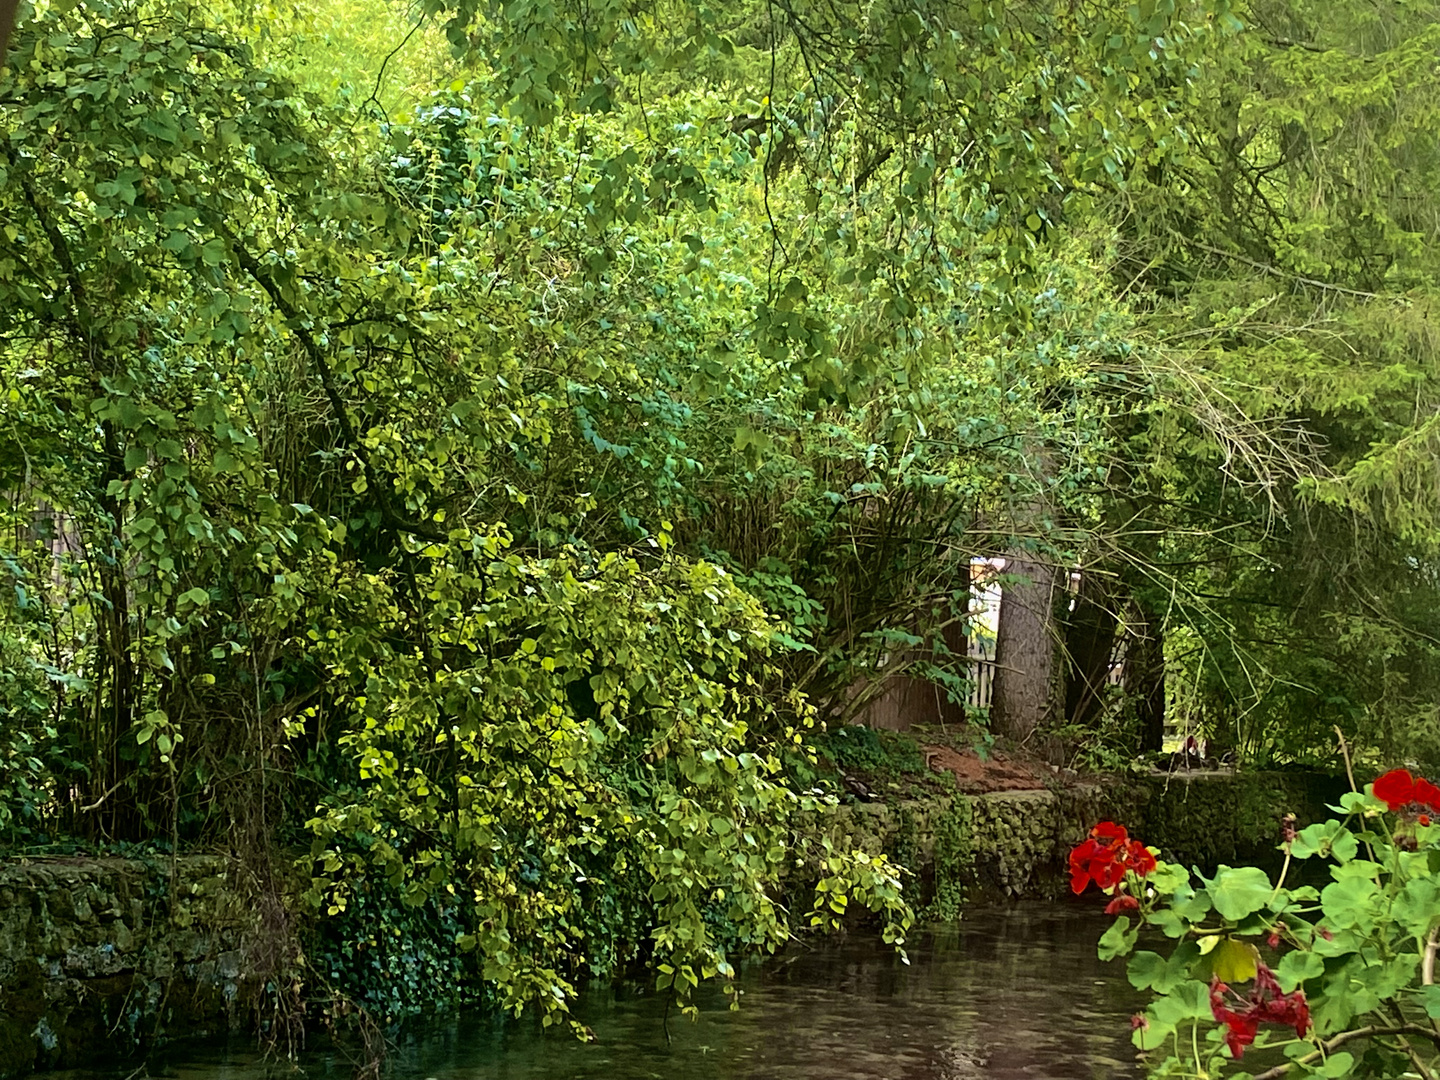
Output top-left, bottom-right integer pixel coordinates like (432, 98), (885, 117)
(1105, 893), (1140, 916)
(1280, 813), (1296, 844)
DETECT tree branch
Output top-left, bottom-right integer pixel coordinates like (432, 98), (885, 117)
(0, 0), (17, 66)
(1168, 230), (1384, 300)
(217, 225), (445, 543)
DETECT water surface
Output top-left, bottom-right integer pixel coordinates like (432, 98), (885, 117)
(69, 902), (1150, 1080)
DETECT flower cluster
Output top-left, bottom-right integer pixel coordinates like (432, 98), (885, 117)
(1209, 963), (1310, 1058)
(1069, 822), (1157, 913)
(1374, 769), (1440, 824)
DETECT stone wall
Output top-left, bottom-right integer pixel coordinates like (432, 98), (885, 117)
(823, 770), (1347, 908)
(0, 771), (1345, 1078)
(0, 856), (263, 1078)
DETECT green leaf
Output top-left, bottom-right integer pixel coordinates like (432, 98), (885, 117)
(1314, 1053), (1355, 1078)
(1392, 878), (1440, 937)
(1419, 984), (1440, 1020)
(1275, 949), (1324, 992)
(1149, 980), (1212, 1024)
(1209, 865), (1275, 921)
(1128, 942), (1200, 993)
(1098, 916), (1139, 961)
(1170, 882), (1212, 923)
(1292, 821), (1360, 862)
(1127, 950), (1167, 990)
(1131, 1016), (1174, 1051)
(1319, 876), (1381, 931)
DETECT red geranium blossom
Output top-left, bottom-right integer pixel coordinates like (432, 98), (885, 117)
(1210, 964), (1310, 1059)
(1375, 768), (1416, 810)
(1374, 768), (1440, 817)
(1415, 778), (1440, 808)
(1105, 894), (1140, 916)
(1070, 822), (1157, 898)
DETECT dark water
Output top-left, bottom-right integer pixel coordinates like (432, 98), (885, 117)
(67, 903), (1150, 1080)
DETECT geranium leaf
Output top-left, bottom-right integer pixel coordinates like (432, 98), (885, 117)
(1209, 865), (1275, 921)
(1275, 949), (1324, 992)
(1099, 916), (1139, 961)
(1208, 937), (1260, 984)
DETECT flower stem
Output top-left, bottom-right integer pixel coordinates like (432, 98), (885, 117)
(1334, 725), (1357, 793)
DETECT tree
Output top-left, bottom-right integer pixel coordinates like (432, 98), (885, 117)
(992, 554), (1060, 747)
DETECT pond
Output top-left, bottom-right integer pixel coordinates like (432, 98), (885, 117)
(58, 902), (1150, 1080)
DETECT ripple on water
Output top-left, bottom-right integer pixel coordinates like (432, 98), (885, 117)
(52, 902), (1151, 1080)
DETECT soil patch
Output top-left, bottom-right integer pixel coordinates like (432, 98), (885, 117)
(920, 745), (1047, 794)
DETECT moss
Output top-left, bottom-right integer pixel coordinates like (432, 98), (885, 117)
(816, 726), (927, 777)
(1135, 772), (1346, 870)
(0, 858), (267, 1080)
(924, 797), (974, 922)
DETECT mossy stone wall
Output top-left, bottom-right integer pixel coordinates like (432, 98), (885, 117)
(0, 772), (1344, 1078)
(824, 771), (1347, 909)
(0, 856), (261, 1079)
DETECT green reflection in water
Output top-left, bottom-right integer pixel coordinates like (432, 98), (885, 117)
(58, 903), (1151, 1080)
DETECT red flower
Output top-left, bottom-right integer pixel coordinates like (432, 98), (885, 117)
(1126, 839), (1157, 876)
(1092, 821), (1129, 843)
(1415, 778), (1440, 810)
(1374, 769), (1416, 811)
(1210, 965), (1310, 1059)
(1219, 1011), (1260, 1058)
(1070, 822), (1157, 899)
(1267, 922), (1285, 950)
(1423, 815), (1433, 827)
(1105, 894), (1140, 916)
(1069, 837), (1107, 894)
(1130, 1013), (1149, 1032)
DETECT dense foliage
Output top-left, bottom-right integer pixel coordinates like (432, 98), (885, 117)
(3, 0), (1440, 1041)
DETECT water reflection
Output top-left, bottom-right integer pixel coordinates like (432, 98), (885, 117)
(61, 902), (1151, 1080)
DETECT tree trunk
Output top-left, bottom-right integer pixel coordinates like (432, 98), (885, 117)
(991, 554), (1058, 746)
(1063, 570), (1119, 731)
(1126, 617), (1166, 753)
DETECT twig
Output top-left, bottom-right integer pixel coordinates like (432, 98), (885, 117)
(1170, 231), (1385, 300)
(1251, 1025), (1440, 1080)
(80, 777), (127, 812)
(355, 15), (424, 124)
(217, 221), (445, 542)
